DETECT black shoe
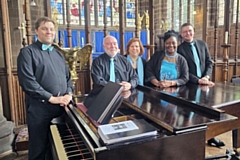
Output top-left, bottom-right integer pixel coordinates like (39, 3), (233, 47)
(207, 138), (225, 147)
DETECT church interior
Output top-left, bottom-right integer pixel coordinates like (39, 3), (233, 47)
(1, 0), (240, 159)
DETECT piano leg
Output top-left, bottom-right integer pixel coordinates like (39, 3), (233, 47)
(233, 129), (240, 149)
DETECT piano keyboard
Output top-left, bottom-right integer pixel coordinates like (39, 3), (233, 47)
(50, 123), (94, 160)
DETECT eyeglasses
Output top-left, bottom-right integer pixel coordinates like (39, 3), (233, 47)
(182, 29), (193, 35)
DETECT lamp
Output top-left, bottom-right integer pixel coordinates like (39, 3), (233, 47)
(30, 0), (36, 6)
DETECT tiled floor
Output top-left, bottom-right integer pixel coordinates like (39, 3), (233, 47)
(0, 131), (237, 160)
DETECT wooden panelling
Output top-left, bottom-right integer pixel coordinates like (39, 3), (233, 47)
(212, 61), (240, 82)
(74, 68), (91, 95)
(207, 24), (240, 82)
(0, 67), (91, 126)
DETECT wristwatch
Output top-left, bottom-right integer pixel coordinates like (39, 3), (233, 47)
(205, 75), (210, 80)
(68, 92), (73, 96)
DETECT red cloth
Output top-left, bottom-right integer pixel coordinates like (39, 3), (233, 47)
(76, 103), (87, 113)
(76, 103), (99, 127)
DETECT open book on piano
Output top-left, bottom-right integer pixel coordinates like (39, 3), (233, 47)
(98, 119), (157, 145)
(85, 81), (123, 124)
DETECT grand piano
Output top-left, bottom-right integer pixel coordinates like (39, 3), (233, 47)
(149, 83), (240, 147)
(49, 83), (240, 160)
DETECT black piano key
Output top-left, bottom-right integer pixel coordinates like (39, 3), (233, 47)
(62, 137), (82, 143)
(64, 141), (85, 148)
(65, 146), (89, 153)
(68, 155), (93, 160)
(61, 134), (79, 138)
(67, 150), (93, 159)
(64, 140), (83, 147)
(55, 123), (94, 160)
(65, 146), (82, 153)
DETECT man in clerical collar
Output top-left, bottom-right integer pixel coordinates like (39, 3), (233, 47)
(17, 16), (74, 160)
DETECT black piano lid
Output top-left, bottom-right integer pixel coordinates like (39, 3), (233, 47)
(163, 82), (240, 109)
(123, 86), (236, 134)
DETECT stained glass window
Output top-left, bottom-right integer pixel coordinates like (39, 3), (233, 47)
(80, 0), (95, 25)
(233, 0), (240, 23)
(70, 0), (80, 25)
(218, 0), (225, 26)
(165, 0), (172, 30)
(126, 0), (135, 27)
(90, 0), (95, 25)
(113, 0), (120, 27)
(173, 0), (180, 31)
(97, 0), (104, 26)
(189, 0), (194, 24)
(50, 0), (64, 25)
(106, 0), (112, 26)
(181, 0), (188, 25)
(165, 0), (194, 32)
(50, 0), (135, 28)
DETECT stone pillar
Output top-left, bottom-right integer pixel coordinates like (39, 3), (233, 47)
(0, 87), (15, 156)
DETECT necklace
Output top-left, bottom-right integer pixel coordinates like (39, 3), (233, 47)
(132, 60), (137, 64)
(130, 57), (138, 64)
(165, 52), (177, 60)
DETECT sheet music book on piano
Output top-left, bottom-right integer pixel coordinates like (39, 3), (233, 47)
(85, 81), (124, 124)
(98, 119), (158, 145)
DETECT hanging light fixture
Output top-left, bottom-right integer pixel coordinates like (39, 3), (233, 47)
(30, 0), (36, 6)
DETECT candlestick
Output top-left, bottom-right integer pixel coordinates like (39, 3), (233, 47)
(82, 37), (84, 46)
(147, 30), (150, 44)
(22, 23), (26, 38)
(225, 31), (228, 44)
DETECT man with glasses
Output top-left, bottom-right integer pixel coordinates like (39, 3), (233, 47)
(177, 23), (224, 147)
(177, 23), (214, 86)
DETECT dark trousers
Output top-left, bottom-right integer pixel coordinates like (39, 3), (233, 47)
(26, 100), (64, 160)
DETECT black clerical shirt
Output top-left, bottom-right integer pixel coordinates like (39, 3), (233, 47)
(17, 40), (73, 102)
(91, 53), (138, 88)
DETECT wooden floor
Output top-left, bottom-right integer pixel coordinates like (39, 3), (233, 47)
(205, 131), (236, 159)
(0, 131), (237, 160)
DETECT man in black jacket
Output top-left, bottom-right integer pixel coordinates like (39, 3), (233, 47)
(177, 23), (214, 85)
(177, 23), (224, 147)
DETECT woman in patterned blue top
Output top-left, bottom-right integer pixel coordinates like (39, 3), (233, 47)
(145, 30), (189, 88)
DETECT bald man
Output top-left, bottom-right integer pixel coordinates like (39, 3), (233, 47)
(91, 36), (138, 91)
